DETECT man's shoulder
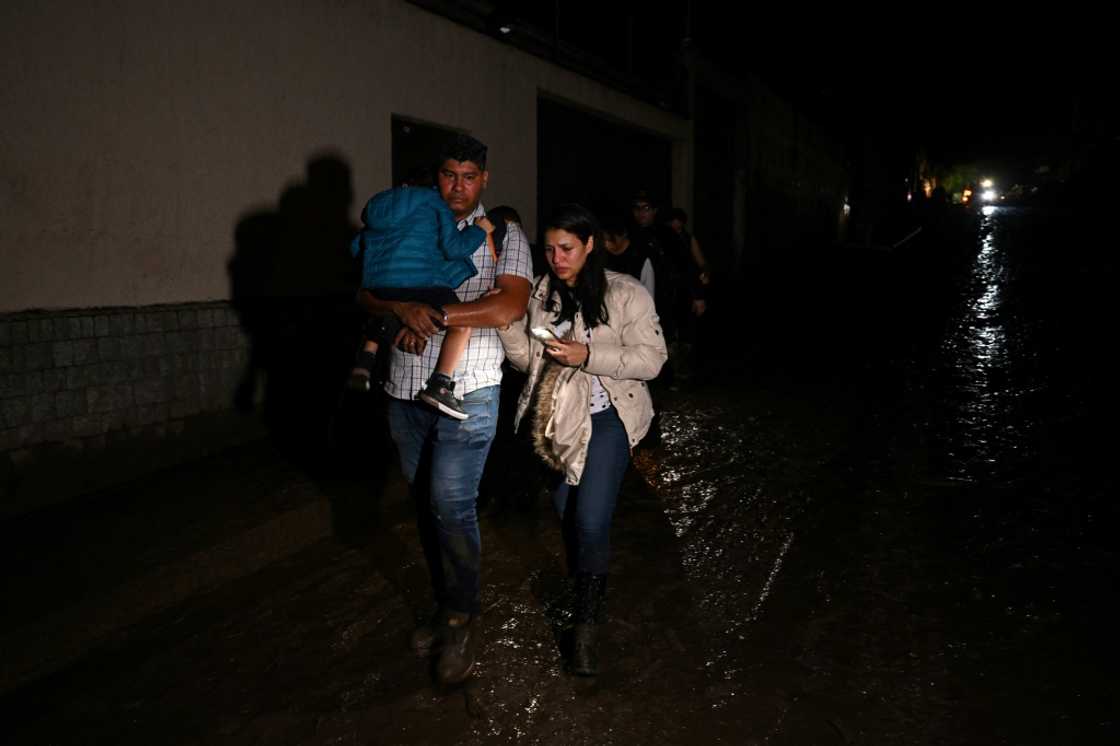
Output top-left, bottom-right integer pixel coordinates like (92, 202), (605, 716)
(631, 226), (660, 250)
(504, 220), (529, 245)
(626, 239), (651, 259)
(652, 224), (679, 246)
(495, 222), (534, 280)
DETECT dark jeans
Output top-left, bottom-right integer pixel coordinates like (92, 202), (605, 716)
(387, 385), (500, 615)
(550, 408), (631, 575)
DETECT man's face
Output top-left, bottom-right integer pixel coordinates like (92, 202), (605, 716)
(603, 232), (629, 255)
(631, 200), (656, 228)
(438, 159), (488, 218)
(669, 218), (684, 234)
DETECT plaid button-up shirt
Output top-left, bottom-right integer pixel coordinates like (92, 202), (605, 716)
(384, 202), (534, 400)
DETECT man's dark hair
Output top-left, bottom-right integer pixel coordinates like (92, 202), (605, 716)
(600, 213), (629, 238)
(669, 207), (688, 224)
(438, 134), (488, 171)
(488, 205), (522, 225)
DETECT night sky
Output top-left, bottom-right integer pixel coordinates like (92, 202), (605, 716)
(483, 1), (1114, 185)
(687, 10), (1112, 180)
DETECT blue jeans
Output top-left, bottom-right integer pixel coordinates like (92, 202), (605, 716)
(551, 408), (631, 575)
(387, 385), (500, 615)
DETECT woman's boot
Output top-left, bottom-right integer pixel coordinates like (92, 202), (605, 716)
(570, 573), (607, 676)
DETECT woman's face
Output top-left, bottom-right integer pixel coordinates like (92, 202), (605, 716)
(544, 228), (594, 287)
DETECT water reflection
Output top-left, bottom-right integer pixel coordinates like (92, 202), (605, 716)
(634, 406), (805, 699)
(937, 208), (1035, 480)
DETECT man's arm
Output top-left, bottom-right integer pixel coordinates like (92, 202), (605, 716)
(356, 289), (444, 337)
(690, 235), (711, 284)
(443, 273), (531, 329)
(393, 275), (531, 355)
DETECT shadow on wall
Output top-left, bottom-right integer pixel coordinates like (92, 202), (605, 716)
(228, 152), (366, 469)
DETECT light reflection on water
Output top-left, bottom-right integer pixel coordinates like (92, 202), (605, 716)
(624, 207), (1072, 719)
(634, 406), (802, 694)
(936, 208), (1038, 480)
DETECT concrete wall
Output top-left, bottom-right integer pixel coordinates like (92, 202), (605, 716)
(0, 0), (689, 313)
(0, 301), (265, 517)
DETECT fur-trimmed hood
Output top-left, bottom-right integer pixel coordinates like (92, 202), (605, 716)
(530, 361), (566, 472)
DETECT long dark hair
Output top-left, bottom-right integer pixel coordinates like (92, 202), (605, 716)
(543, 203), (609, 329)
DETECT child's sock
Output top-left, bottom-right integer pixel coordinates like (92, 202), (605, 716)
(428, 371), (453, 389)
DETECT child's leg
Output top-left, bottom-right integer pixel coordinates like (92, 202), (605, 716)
(434, 326), (471, 378)
(485, 231), (498, 262)
(419, 326), (473, 420)
(353, 337), (379, 370)
(348, 338), (380, 392)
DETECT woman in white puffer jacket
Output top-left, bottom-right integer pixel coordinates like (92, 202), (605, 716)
(498, 203), (667, 676)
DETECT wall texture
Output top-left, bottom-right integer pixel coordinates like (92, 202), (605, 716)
(0, 0), (690, 515)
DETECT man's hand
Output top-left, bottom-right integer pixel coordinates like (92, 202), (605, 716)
(394, 327), (429, 355)
(545, 338), (590, 368)
(397, 301), (444, 338)
(692, 299), (707, 317)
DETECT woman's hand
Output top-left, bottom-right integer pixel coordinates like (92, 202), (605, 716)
(544, 338), (589, 367)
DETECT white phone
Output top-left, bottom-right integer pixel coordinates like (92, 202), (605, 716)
(530, 326), (559, 343)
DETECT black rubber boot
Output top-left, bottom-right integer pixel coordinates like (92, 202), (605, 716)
(409, 608), (445, 657)
(569, 573), (607, 676)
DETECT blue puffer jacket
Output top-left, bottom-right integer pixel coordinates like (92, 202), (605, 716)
(349, 186), (486, 289)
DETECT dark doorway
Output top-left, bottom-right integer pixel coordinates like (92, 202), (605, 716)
(537, 96), (673, 237)
(391, 115), (465, 186)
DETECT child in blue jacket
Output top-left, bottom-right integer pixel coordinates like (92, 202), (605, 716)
(349, 182), (496, 419)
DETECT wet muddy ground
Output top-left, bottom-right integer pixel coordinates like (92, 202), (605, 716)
(4, 207), (1116, 744)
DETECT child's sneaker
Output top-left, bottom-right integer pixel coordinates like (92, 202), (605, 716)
(417, 377), (469, 420)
